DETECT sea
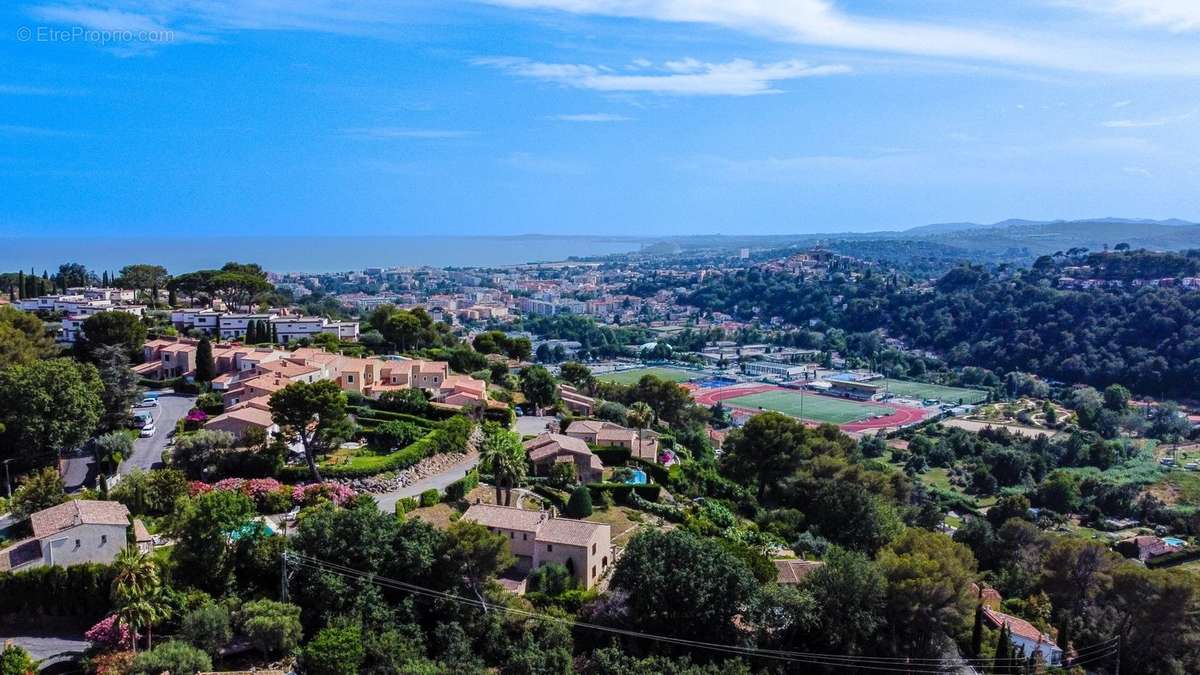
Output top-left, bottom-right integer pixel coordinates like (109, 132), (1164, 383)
(0, 235), (646, 274)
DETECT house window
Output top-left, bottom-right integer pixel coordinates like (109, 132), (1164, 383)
(101, 535), (108, 545)
(592, 543), (596, 554)
(510, 532), (514, 539)
(547, 544), (553, 552)
(522, 533), (527, 541)
(74, 539), (81, 549)
(592, 566), (597, 578)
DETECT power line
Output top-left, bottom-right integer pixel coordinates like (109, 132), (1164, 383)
(284, 553), (1118, 673)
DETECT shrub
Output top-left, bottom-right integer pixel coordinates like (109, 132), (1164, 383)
(128, 641), (212, 675)
(88, 650), (135, 675)
(565, 485), (593, 518)
(85, 613), (133, 650)
(445, 469), (479, 501)
(277, 429), (440, 480)
(527, 562), (574, 595)
(368, 420), (424, 452)
(180, 603), (233, 657)
(0, 643), (37, 675)
(240, 599), (302, 657)
(10, 467), (66, 519)
(420, 489), (440, 507)
(0, 563), (116, 619)
(303, 624), (365, 675)
(397, 497), (419, 516)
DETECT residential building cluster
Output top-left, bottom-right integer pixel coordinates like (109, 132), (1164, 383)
(169, 308), (359, 343)
(137, 337), (490, 439)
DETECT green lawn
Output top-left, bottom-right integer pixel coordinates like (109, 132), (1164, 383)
(596, 366), (698, 386)
(726, 390), (894, 424)
(879, 379), (988, 405)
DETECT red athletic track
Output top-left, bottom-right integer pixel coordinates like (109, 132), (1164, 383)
(685, 383), (930, 431)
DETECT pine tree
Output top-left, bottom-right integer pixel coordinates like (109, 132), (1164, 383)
(195, 336), (216, 383)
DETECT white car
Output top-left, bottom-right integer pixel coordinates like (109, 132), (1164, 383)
(135, 397), (159, 408)
(139, 423), (156, 437)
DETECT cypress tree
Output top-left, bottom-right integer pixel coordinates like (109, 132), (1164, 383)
(993, 623), (1009, 674)
(168, 286), (177, 308)
(7, 286), (14, 302)
(271, 322), (279, 345)
(195, 336), (216, 383)
(971, 603), (984, 657)
(102, 270), (109, 287)
(566, 485), (593, 518)
(16, 270), (23, 299)
(246, 320), (257, 343)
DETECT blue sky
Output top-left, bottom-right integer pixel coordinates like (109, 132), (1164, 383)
(3, 0), (1200, 237)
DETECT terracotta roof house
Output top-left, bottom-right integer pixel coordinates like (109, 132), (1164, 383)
(0, 500), (146, 572)
(462, 504), (612, 590)
(558, 383), (595, 416)
(1116, 535), (1183, 562)
(524, 433), (604, 483)
(565, 420), (660, 462)
(773, 559), (824, 584)
(204, 406), (278, 440)
(983, 607), (1063, 666)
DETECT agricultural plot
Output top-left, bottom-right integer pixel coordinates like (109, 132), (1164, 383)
(878, 379), (988, 405)
(596, 366), (698, 386)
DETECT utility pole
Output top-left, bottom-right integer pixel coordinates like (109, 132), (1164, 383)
(280, 553), (289, 602)
(2, 459), (12, 498)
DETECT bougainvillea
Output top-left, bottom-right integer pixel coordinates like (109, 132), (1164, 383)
(85, 614), (134, 650)
(185, 408), (209, 422)
(212, 477), (246, 492)
(291, 482), (356, 507)
(187, 480), (213, 496)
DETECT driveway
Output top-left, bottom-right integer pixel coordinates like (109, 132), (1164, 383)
(515, 415), (555, 437)
(62, 392), (196, 491)
(0, 634), (88, 663)
(373, 453), (479, 514)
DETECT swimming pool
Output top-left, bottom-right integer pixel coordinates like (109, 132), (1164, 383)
(625, 469), (648, 485)
(1163, 536), (1187, 547)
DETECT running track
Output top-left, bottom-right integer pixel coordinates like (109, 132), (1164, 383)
(685, 383), (930, 431)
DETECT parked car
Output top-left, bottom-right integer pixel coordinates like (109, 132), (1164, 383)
(136, 395), (159, 408)
(139, 422), (156, 437)
(1185, 462), (1198, 471)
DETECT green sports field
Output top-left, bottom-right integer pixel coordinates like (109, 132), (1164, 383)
(878, 379), (988, 405)
(726, 390), (895, 424)
(596, 366), (697, 386)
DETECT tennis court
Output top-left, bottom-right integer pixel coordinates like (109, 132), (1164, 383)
(596, 366), (698, 386)
(879, 379), (988, 405)
(725, 389), (896, 425)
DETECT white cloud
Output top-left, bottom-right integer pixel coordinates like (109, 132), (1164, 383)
(474, 57), (850, 96)
(1064, 1), (1200, 33)
(1123, 165), (1153, 177)
(483, 0), (1200, 75)
(1101, 108), (1196, 127)
(546, 113), (632, 122)
(340, 127), (476, 139)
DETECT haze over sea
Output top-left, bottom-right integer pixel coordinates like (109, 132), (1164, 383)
(0, 235), (643, 274)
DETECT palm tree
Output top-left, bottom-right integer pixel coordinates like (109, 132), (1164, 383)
(627, 401), (654, 461)
(111, 547), (167, 651)
(117, 594), (171, 651)
(479, 426), (527, 506)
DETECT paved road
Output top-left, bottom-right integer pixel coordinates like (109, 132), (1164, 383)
(0, 634), (88, 663)
(373, 453), (479, 514)
(62, 392), (196, 491)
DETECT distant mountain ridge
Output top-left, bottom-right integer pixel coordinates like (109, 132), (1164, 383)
(904, 217), (1197, 236)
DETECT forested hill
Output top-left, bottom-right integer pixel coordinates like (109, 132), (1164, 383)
(683, 251), (1200, 396)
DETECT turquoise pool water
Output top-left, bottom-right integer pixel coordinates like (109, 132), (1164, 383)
(626, 469), (648, 485)
(1163, 537), (1186, 547)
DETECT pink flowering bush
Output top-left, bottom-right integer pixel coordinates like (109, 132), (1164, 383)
(292, 482), (356, 507)
(213, 477), (246, 492)
(85, 614), (133, 650)
(187, 480), (213, 496)
(659, 450), (675, 465)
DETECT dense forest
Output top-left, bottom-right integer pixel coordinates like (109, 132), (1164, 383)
(683, 250), (1200, 396)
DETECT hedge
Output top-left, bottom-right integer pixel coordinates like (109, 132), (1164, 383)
(0, 563), (115, 620)
(585, 482), (662, 504)
(592, 447), (632, 467)
(278, 430), (441, 480)
(1147, 547), (1200, 569)
(483, 407), (515, 427)
(531, 484), (568, 511)
(348, 406), (436, 429)
(445, 468), (480, 501)
(420, 489), (440, 507)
